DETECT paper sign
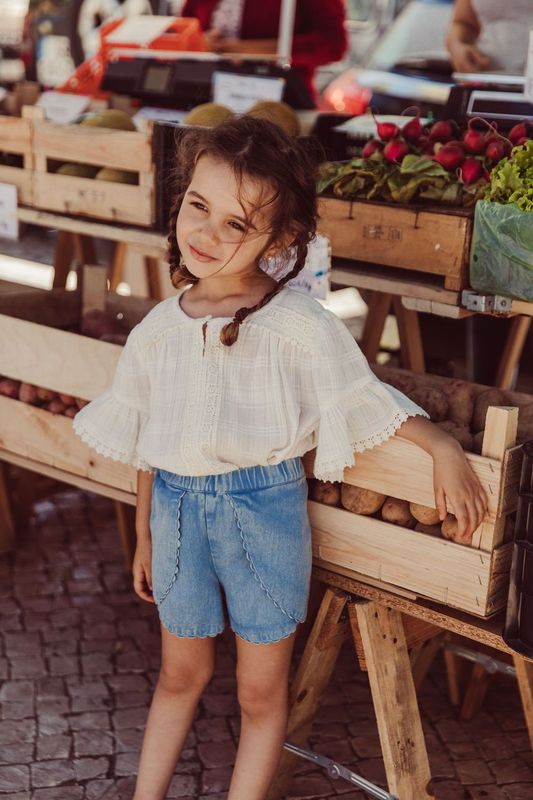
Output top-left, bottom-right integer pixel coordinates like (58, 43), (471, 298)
(261, 234), (331, 300)
(105, 15), (173, 46)
(525, 31), (533, 103)
(37, 91), (90, 124)
(213, 72), (285, 113)
(0, 183), (18, 241)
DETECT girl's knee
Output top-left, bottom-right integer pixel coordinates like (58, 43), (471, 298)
(158, 661), (214, 696)
(237, 679), (288, 717)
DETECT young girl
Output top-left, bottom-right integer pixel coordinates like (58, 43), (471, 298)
(73, 116), (487, 800)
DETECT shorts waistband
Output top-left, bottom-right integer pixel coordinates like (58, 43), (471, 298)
(157, 457), (305, 493)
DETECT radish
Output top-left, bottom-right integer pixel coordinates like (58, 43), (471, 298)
(429, 120), (456, 143)
(459, 158), (484, 184)
(509, 121), (533, 144)
(434, 143), (465, 170)
(383, 138), (409, 162)
(462, 122), (487, 154)
(402, 116), (423, 142)
(485, 139), (511, 162)
(362, 139), (382, 158)
(370, 109), (400, 141)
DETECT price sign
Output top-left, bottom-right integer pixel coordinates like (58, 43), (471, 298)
(0, 183), (18, 240)
(213, 72), (285, 113)
(36, 91), (90, 124)
(526, 31), (533, 104)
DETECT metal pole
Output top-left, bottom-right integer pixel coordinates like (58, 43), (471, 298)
(277, 0), (297, 68)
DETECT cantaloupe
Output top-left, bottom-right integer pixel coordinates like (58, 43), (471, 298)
(184, 103), (233, 127)
(247, 100), (300, 137)
(79, 109), (136, 131)
(94, 168), (137, 185)
(56, 163), (99, 178)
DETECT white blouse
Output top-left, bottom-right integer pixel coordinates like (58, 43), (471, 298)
(73, 286), (427, 483)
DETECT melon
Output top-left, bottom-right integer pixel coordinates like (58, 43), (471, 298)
(79, 109), (136, 131)
(94, 168), (138, 185)
(247, 100), (300, 137)
(56, 163), (99, 178)
(184, 103), (234, 127)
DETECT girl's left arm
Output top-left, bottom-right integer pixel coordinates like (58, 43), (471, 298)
(397, 415), (488, 542)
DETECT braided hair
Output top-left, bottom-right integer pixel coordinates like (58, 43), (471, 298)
(167, 116), (318, 346)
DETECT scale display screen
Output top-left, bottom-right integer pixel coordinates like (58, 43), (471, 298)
(466, 91), (533, 121)
(143, 64), (172, 93)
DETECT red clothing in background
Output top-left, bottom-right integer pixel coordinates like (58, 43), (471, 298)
(181, 0), (347, 101)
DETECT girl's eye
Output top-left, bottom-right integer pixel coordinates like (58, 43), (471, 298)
(229, 220), (245, 232)
(191, 201), (207, 212)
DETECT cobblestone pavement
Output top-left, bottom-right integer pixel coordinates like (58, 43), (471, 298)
(1, 487), (533, 800)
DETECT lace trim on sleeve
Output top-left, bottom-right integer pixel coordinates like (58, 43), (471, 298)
(72, 415), (153, 472)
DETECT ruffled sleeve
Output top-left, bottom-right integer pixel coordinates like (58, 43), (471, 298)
(72, 326), (153, 472)
(309, 310), (429, 483)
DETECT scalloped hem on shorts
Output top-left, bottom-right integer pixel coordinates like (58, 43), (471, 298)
(159, 617), (225, 639)
(232, 624), (300, 645)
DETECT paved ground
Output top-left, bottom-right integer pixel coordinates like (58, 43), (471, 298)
(1, 486), (533, 800)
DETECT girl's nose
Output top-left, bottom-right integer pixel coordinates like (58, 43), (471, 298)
(198, 220), (219, 244)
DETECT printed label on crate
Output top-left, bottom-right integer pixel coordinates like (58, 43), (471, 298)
(36, 91), (90, 124)
(0, 182), (18, 240)
(213, 72), (285, 113)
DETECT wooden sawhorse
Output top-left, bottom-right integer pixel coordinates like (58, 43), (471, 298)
(269, 568), (533, 800)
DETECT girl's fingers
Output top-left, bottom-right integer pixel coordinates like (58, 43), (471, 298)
(435, 485), (447, 521)
(454, 501), (471, 541)
(133, 566), (155, 603)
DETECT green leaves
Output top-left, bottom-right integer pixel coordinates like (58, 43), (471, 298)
(485, 141), (533, 212)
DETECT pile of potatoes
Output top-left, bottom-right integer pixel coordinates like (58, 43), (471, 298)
(0, 376), (88, 417)
(310, 480), (468, 543)
(381, 373), (533, 451)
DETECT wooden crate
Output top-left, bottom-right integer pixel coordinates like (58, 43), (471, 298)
(304, 365), (526, 616)
(318, 197), (473, 291)
(0, 114), (33, 205)
(0, 280), (156, 497)
(28, 107), (155, 226)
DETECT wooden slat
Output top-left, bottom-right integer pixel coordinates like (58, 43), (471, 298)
(318, 197), (471, 287)
(0, 166), (33, 205)
(309, 500), (509, 616)
(0, 116), (32, 154)
(304, 435), (507, 520)
(0, 314), (120, 399)
(0, 396), (137, 494)
(33, 122), (153, 172)
(0, 287), (78, 327)
(32, 173), (154, 227)
(0, 449), (136, 505)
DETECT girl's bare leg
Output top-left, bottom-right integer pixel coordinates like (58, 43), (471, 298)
(228, 631), (296, 800)
(133, 625), (216, 800)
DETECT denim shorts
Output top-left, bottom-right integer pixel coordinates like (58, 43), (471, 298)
(150, 457), (312, 644)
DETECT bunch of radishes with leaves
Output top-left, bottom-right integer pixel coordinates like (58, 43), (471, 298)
(317, 111), (533, 206)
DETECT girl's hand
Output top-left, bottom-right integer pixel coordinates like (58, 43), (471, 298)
(132, 537), (155, 603)
(433, 439), (488, 543)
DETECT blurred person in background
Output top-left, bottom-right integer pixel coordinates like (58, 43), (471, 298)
(446, 0), (532, 73)
(181, 0), (347, 102)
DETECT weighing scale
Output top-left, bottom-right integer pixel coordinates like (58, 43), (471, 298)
(444, 74), (532, 130)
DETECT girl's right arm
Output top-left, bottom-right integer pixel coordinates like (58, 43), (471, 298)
(133, 469), (155, 603)
(446, 0), (491, 72)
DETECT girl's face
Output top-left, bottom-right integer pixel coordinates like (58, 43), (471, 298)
(176, 155), (275, 280)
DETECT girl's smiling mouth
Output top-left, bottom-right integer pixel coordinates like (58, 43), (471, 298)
(189, 244), (217, 262)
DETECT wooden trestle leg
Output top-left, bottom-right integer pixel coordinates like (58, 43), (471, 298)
(351, 600), (434, 799)
(266, 587), (351, 800)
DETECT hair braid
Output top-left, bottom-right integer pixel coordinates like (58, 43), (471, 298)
(220, 236), (311, 346)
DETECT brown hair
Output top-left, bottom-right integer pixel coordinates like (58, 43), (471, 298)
(167, 115), (318, 345)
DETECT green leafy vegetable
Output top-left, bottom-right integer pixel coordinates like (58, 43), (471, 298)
(485, 140), (533, 211)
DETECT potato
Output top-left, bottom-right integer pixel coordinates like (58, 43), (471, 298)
(0, 377), (21, 398)
(63, 406), (78, 419)
(517, 403), (533, 443)
(45, 398), (67, 415)
(81, 309), (119, 339)
(341, 484), (386, 515)
(18, 382), (39, 405)
(472, 430), (485, 454)
(36, 386), (56, 401)
(75, 397), (89, 409)
(409, 387), (448, 422)
(59, 393), (76, 405)
(441, 514), (460, 541)
(436, 420), (474, 451)
(414, 522), (442, 537)
(444, 380), (475, 427)
(472, 388), (507, 432)
(382, 373), (416, 397)
(409, 503), (441, 526)
(381, 497), (416, 528)
(311, 480), (341, 506)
